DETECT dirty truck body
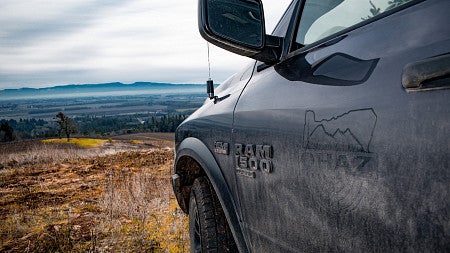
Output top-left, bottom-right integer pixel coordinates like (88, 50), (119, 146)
(172, 0), (450, 252)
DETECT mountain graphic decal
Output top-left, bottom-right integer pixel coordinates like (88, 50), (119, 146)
(303, 109), (377, 153)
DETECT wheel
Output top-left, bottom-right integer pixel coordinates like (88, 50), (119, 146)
(189, 177), (237, 253)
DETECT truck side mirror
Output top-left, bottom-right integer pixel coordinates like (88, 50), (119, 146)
(199, 0), (282, 64)
(203, 0), (264, 48)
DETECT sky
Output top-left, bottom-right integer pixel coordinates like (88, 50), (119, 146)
(0, 0), (292, 90)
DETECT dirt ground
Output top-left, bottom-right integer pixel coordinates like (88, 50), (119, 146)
(0, 134), (188, 252)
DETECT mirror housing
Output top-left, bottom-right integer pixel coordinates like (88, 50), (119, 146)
(199, 0), (282, 64)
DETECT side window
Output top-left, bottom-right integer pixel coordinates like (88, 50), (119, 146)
(294, 0), (413, 46)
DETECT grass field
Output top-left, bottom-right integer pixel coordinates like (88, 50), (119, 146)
(0, 134), (188, 252)
(42, 138), (109, 148)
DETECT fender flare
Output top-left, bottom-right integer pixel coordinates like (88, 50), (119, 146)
(174, 137), (248, 253)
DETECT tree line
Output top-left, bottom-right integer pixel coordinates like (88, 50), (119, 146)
(0, 113), (188, 142)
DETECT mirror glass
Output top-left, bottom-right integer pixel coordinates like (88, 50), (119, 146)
(207, 0), (263, 48)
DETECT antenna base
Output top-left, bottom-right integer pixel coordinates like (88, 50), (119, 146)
(206, 78), (217, 101)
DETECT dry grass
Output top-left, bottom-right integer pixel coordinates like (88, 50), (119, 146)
(0, 141), (92, 169)
(42, 138), (109, 148)
(0, 138), (188, 252)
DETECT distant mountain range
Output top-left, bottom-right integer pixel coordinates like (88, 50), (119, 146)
(0, 82), (205, 100)
(1, 82), (201, 92)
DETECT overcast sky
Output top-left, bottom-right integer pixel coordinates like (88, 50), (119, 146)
(0, 0), (291, 90)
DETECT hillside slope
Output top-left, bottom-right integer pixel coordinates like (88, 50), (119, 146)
(0, 136), (188, 252)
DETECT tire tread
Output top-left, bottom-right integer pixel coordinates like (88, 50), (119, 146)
(189, 177), (237, 252)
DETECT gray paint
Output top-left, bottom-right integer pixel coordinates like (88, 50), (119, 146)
(174, 0), (450, 251)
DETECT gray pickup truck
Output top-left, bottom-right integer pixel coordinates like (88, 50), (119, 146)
(172, 0), (450, 252)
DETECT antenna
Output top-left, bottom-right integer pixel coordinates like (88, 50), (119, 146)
(206, 42), (216, 100)
(207, 42), (211, 79)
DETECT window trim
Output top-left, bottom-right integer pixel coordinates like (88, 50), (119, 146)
(279, 0), (303, 58)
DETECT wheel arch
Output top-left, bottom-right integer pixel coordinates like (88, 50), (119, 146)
(172, 137), (248, 253)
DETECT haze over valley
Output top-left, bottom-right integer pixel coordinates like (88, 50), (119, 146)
(0, 82), (205, 140)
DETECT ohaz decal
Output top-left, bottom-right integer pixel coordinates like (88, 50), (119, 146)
(301, 108), (379, 212)
(299, 150), (375, 173)
(301, 108), (378, 173)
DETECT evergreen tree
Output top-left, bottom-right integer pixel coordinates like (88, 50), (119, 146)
(0, 121), (15, 142)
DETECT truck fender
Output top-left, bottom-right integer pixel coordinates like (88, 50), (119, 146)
(173, 137), (249, 253)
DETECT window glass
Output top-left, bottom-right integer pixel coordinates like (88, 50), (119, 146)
(295, 0), (413, 46)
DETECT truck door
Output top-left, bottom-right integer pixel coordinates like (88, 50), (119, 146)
(232, 0), (450, 251)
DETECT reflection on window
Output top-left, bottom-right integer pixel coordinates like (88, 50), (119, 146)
(295, 0), (413, 46)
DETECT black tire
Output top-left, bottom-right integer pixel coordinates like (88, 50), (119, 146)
(189, 177), (238, 253)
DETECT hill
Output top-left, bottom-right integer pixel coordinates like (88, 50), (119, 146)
(0, 82), (204, 100)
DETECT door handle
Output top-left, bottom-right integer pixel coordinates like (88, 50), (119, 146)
(402, 53), (450, 90)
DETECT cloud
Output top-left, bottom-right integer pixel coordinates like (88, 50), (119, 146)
(0, 1), (124, 45)
(0, 0), (291, 89)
